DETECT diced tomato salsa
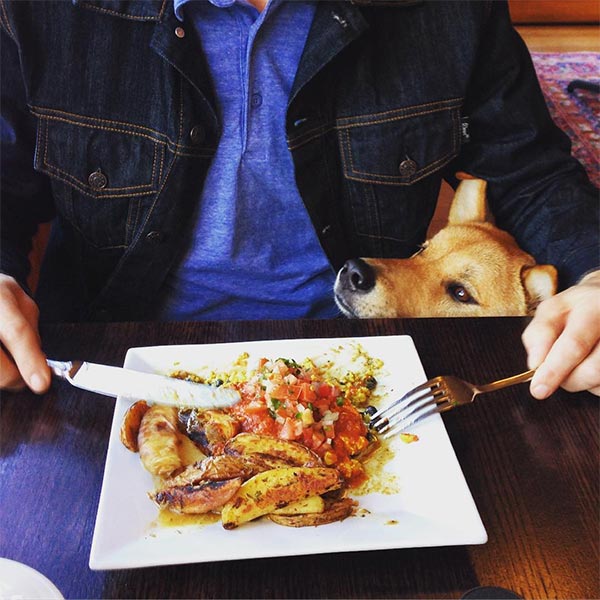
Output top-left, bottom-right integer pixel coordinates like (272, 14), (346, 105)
(227, 358), (370, 486)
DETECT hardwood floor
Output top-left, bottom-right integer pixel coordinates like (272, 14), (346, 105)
(516, 25), (600, 52)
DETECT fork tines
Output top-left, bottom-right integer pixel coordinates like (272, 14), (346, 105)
(368, 377), (450, 438)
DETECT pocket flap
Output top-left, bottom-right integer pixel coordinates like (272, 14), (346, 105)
(35, 115), (163, 198)
(337, 98), (462, 186)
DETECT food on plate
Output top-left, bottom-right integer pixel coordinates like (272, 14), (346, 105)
(119, 400), (149, 452)
(153, 477), (243, 514)
(178, 409), (240, 455)
(137, 405), (184, 477)
(268, 497), (357, 528)
(122, 344), (394, 529)
(224, 432), (321, 467)
(220, 466), (343, 529)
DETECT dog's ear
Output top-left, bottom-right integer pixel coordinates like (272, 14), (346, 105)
(448, 174), (488, 224)
(522, 264), (558, 312)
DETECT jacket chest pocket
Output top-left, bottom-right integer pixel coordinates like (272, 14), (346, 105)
(336, 98), (462, 253)
(34, 115), (166, 249)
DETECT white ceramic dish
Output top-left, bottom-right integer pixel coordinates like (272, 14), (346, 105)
(0, 558), (63, 599)
(89, 335), (487, 570)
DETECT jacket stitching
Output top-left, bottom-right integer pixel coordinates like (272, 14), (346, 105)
(31, 105), (169, 140)
(78, 0), (168, 22)
(340, 128), (458, 185)
(131, 75), (185, 240)
(30, 106), (216, 154)
(338, 106), (460, 184)
(41, 121), (159, 196)
(41, 119), (159, 193)
(288, 102), (462, 150)
(337, 104), (462, 130)
(287, 124), (335, 150)
(336, 97), (463, 127)
(0, 0), (16, 41)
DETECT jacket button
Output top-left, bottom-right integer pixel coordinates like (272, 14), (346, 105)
(398, 158), (417, 177)
(321, 224), (332, 236)
(189, 125), (204, 145)
(146, 231), (163, 243)
(88, 169), (108, 189)
(175, 27), (185, 38)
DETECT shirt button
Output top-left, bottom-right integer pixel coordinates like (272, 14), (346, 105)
(146, 231), (163, 243)
(189, 125), (204, 145)
(251, 93), (262, 108)
(88, 169), (107, 190)
(175, 27), (185, 38)
(398, 158), (417, 177)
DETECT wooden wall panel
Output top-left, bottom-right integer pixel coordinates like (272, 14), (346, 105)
(509, 0), (600, 24)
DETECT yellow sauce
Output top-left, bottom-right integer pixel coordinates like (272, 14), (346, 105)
(158, 510), (221, 528)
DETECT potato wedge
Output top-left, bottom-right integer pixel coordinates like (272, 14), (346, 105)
(271, 495), (325, 515)
(164, 453), (292, 488)
(268, 497), (357, 527)
(221, 467), (343, 529)
(120, 400), (149, 452)
(224, 433), (321, 467)
(138, 405), (183, 477)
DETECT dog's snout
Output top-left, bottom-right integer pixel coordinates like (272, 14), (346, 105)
(341, 258), (375, 292)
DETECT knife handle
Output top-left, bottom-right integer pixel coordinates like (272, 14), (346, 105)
(47, 359), (83, 382)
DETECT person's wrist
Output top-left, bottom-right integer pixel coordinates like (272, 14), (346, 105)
(577, 268), (600, 286)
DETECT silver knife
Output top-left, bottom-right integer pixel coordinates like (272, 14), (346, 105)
(46, 359), (240, 409)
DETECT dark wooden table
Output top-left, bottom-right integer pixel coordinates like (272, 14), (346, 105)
(1, 318), (598, 599)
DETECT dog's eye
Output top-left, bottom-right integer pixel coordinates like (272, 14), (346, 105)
(447, 283), (477, 304)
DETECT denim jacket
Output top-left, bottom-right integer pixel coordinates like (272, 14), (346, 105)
(1, 0), (598, 322)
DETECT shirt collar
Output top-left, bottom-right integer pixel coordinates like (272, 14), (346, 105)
(175, 0), (272, 21)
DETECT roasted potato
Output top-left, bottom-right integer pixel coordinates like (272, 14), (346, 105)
(271, 495), (325, 515)
(120, 400), (149, 452)
(138, 405), (183, 477)
(268, 497), (356, 527)
(221, 466), (343, 529)
(224, 433), (321, 467)
(164, 453), (292, 488)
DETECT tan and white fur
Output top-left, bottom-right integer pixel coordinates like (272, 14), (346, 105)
(334, 176), (557, 318)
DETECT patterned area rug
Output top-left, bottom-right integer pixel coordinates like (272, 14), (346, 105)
(531, 52), (600, 187)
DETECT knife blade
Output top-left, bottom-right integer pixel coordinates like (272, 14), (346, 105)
(46, 359), (240, 409)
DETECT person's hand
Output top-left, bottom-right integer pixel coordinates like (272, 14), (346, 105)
(522, 270), (600, 398)
(0, 274), (50, 393)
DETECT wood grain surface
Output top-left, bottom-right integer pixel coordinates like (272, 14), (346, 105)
(1, 318), (598, 599)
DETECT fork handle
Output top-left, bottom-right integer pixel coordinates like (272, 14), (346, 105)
(477, 369), (536, 394)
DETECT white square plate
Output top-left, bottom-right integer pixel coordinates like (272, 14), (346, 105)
(89, 335), (486, 570)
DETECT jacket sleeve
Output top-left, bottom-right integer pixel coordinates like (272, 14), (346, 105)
(449, 0), (599, 290)
(0, 15), (55, 292)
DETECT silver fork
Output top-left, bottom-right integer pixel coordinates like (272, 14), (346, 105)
(368, 369), (535, 438)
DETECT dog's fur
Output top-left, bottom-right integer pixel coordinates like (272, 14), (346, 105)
(334, 177), (558, 318)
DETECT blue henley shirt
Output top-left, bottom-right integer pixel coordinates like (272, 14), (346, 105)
(158, 0), (338, 320)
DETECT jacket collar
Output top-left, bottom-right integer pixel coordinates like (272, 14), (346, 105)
(73, 0), (422, 22)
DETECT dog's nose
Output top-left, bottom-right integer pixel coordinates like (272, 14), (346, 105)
(341, 258), (375, 291)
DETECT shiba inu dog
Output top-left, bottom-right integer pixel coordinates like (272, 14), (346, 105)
(334, 176), (557, 318)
